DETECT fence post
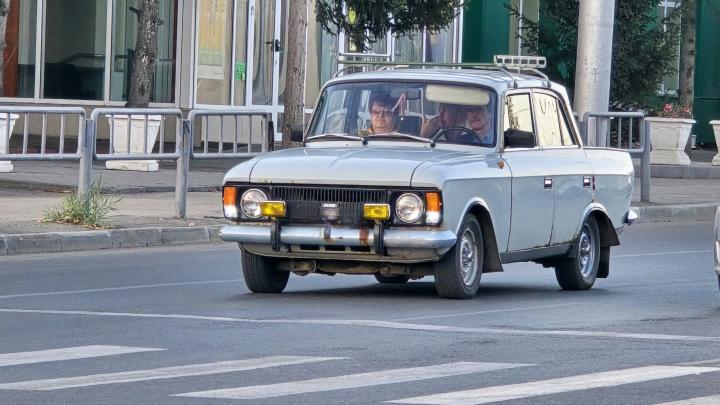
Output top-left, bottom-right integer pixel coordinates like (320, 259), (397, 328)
(640, 119), (651, 202)
(78, 117), (94, 206)
(175, 119), (191, 218)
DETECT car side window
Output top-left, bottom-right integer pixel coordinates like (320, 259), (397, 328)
(503, 93), (536, 149)
(533, 93), (577, 147)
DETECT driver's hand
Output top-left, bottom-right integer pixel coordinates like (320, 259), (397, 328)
(421, 116), (441, 138)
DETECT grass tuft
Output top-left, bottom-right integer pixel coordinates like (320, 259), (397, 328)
(43, 178), (122, 229)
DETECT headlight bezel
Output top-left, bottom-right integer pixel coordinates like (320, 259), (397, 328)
(239, 188), (268, 219)
(394, 192), (425, 224)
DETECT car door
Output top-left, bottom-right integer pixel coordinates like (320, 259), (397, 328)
(532, 91), (593, 245)
(501, 91), (555, 251)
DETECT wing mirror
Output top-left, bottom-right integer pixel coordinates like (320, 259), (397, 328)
(504, 128), (536, 149)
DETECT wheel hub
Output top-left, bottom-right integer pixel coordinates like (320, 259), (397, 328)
(578, 224), (595, 278)
(459, 230), (478, 285)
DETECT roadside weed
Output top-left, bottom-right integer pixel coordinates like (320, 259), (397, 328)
(43, 179), (121, 229)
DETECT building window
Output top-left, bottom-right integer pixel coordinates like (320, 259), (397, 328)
(110, 0), (177, 103)
(509, 0), (539, 56)
(43, 0), (108, 100)
(658, 0), (681, 94)
(195, 0), (234, 105)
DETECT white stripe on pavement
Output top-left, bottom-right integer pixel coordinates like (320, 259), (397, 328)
(614, 250), (712, 258)
(655, 395), (720, 405)
(387, 366), (720, 405)
(394, 303), (575, 322)
(0, 345), (163, 367)
(174, 362), (530, 400)
(0, 279), (242, 299)
(1, 308), (719, 343)
(0, 356), (343, 391)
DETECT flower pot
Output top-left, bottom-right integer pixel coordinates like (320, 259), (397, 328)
(710, 120), (720, 166)
(105, 114), (162, 172)
(0, 113), (19, 173)
(647, 117), (695, 166)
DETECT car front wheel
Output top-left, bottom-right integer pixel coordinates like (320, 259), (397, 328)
(240, 250), (289, 293)
(433, 215), (483, 299)
(555, 216), (601, 290)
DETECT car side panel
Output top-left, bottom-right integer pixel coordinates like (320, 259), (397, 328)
(584, 148), (634, 230)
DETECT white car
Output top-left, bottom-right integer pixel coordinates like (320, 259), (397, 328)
(220, 57), (636, 299)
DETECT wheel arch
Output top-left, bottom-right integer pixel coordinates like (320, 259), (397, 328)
(463, 201), (504, 274)
(582, 205), (619, 279)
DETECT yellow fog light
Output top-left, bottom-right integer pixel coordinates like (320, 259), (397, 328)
(259, 201), (287, 218)
(363, 203), (390, 220)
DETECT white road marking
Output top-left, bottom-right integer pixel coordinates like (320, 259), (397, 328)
(0, 279), (242, 299)
(387, 366), (720, 404)
(175, 362), (530, 400)
(394, 303), (575, 322)
(677, 357), (720, 366)
(0, 345), (163, 367)
(614, 250), (712, 258)
(0, 356), (342, 391)
(655, 395), (720, 405)
(2, 308), (719, 343)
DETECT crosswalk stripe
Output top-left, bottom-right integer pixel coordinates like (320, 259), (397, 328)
(655, 395), (720, 405)
(0, 345), (163, 367)
(387, 366), (720, 405)
(174, 361), (531, 400)
(0, 355), (342, 391)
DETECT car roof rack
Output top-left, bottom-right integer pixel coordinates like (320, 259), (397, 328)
(333, 55), (551, 88)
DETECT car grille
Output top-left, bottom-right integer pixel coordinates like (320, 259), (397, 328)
(270, 186), (390, 224)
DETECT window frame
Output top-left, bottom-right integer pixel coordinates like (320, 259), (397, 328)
(531, 89), (580, 149)
(501, 89), (539, 151)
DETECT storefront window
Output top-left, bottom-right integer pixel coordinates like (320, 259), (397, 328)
(305, 16), (337, 108)
(394, 31), (422, 63)
(196, 0), (233, 105)
(2, 0), (37, 98)
(110, 0), (177, 103)
(425, 22), (454, 63)
(252, 0), (275, 105)
(233, 0), (249, 106)
(43, 0), (107, 100)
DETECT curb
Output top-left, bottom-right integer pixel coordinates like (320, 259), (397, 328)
(630, 203), (718, 224)
(0, 225), (224, 257)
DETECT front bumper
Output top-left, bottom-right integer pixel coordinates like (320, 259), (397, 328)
(219, 224), (457, 250)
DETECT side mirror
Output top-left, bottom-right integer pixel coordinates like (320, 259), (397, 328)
(290, 124), (304, 143)
(504, 128), (536, 149)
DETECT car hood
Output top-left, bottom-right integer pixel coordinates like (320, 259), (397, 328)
(240, 146), (467, 187)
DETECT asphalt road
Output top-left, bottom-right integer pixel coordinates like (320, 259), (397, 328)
(0, 221), (719, 405)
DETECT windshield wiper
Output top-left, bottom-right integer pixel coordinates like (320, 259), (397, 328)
(366, 132), (435, 147)
(306, 133), (364, 142)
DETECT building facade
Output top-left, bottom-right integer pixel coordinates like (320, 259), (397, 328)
(0, 0), (716, 144)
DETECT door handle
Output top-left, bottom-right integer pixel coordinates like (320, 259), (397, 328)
(265, 39), (281, 52)
(544, 177), (553, 189)
(583, 176), (592, 188)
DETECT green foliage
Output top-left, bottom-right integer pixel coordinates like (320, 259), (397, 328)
(43, 179), (121, 229)
(315, 0), (462, 51)
(511, 0), (682, 110)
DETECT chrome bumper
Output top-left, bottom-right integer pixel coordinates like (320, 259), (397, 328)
(219, 224), (457, 249)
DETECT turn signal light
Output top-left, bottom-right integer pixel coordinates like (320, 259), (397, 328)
(363, 203), (391, 220)
(223, 186), (238, 219)
(425, 192), (442, 225)
(260, 201), (287, 218)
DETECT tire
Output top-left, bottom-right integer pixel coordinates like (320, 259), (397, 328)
(555, 216), (601, 290)
(434, 215), (483, 299)
(374, 274), (410, 284)
(240, 250), (289, 293)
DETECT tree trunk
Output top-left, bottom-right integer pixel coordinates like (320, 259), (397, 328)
(0, 0), (9, 96)
(282, 0), (307, 148)
(678, 0), (696, 108)
(126, 0), (160, 108)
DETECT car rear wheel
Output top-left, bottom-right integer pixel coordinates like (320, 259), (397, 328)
(374, 274), (410, 284)
(433, 215), (483, 299)
(240, 250), (289, 293)
(555, 216), (601, 290)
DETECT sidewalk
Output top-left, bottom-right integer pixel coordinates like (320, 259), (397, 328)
(1, 159), (718, 256)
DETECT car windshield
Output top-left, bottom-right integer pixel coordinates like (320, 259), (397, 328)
(307, 81), (497, 147)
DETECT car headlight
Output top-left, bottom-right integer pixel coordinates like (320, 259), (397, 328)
(240, 189), (268, 218)
(395, 193), (424, 223)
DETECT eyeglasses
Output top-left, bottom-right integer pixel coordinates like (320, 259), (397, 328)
(370, 109), (393, 117)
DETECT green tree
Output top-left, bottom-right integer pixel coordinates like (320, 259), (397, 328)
(511, 0), (682, 110)
(315, 0), (462, 51)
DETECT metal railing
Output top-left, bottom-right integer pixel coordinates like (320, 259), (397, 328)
(0, 106), (274, 218)
(582, 111), (650, 202)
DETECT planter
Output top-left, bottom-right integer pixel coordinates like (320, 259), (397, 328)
(710, 120), (720, 166)
(105, 115), (162, 172)
(647, 117), (695, 166)
(0, 113), (19, 173)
